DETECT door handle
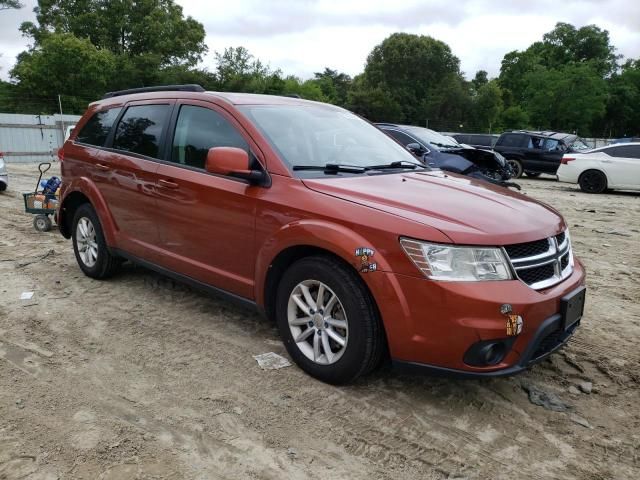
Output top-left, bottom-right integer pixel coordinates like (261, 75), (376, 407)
(601, 159), (612, 163)
(95, 163), (110, 171)
(158, 179), (179, 189)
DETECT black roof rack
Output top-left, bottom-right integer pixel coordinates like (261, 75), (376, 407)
(102, 84), (205, 99)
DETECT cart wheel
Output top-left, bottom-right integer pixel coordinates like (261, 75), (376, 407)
(33, 215), (52, 232)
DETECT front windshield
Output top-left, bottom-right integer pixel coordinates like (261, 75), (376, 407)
(238, 104), (420, 170)
(405, 126), (461, 150)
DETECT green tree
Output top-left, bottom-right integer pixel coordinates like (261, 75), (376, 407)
(523, 63), (606, 135)
(471, 70), (488, 92)
(0, 0), (22, 10)
(20, 0), (206, 69)
(10, 33), (116, 112)
(600, 60), (640, 137)
(500, 105), (529, 130)
(472, 80), (503, 132)
(214, 46), (287, 94)
(348, 75), (402, 122)
(351, 32), (469, 125)
(312, 68), (352, 105)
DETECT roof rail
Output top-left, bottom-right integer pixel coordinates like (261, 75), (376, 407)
(102, 84), (205, 99)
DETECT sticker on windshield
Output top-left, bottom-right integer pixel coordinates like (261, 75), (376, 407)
(355, 247), (377, 273)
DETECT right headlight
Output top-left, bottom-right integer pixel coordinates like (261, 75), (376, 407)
(400, 238), (513, 281)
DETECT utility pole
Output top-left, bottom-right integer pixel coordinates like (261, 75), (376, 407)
(58, 94), (66, 147)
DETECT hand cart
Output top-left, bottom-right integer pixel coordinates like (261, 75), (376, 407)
(22, 162), (59, 232)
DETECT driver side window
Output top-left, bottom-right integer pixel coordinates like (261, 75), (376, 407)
(171, 105), (248, 170)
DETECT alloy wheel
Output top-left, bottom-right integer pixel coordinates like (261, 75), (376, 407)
(76, 217), (98, 267)
(287, 280), (349, 365)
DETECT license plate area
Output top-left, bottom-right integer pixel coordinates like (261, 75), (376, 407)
(561, 286), (586, 331)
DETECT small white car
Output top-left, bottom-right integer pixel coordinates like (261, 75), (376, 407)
(0, 152), (8, 191)
(557, 143), (640, 193)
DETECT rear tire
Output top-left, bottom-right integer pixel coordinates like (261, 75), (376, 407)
(579, 170), (607, 194)
(275, 255), (384, 384)
(507, 159), (523, 178)
(72, 203), (120, 279)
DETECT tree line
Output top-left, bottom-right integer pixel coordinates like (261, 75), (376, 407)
(1, 0), (638, 137)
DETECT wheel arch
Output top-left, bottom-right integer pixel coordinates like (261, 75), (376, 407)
(256, 220), (392, 322)
(59, 191), (90, 238)
(59, 178), (117, 245)
(262, 243), (390, 363)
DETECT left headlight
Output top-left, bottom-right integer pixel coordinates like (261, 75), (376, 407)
(400, 238), (513, 281)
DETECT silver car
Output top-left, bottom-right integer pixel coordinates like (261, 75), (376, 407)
(0, 152), (8, 191)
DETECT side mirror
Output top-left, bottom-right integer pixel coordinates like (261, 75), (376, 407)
(406, 142), (427, 156)
(205, 147), (265, 184)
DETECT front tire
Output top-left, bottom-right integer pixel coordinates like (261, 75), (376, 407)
(507, 159), (523, 178)
(579, 170), (607, 194)
(72, 203), (120, 279)
(276, 255), (384, 384)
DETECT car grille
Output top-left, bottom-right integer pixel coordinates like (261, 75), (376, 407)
(504, 231), (573, 290)
(504, 239), (549, 259)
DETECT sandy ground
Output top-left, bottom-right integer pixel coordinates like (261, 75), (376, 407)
(0, 163), (639, 480)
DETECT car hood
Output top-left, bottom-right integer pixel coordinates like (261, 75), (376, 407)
(302, 170), (565, 245)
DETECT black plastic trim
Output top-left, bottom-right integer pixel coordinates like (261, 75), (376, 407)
(103, 84), (205, 99)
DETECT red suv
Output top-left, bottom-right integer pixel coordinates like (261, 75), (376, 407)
(58, 85), (586, 384)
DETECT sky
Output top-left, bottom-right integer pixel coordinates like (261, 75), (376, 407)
(1, 0), (639, 81)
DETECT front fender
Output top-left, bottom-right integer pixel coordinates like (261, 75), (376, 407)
(60, 177), (118, 246)
(254, 219), (393, 306)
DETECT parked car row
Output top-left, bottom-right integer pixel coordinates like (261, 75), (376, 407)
(387, 127), (640, 195)
(376, 123), (516, 188)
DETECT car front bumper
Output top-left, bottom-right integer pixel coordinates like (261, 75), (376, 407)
(366, 257), (586, 376)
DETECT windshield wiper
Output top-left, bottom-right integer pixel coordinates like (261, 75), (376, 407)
(292, 163), (367, 174)
(366, 161), (427, 170)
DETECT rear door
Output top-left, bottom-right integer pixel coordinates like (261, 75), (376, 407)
(540, 138), (566, 173)
(522, 135), (546, 172)
(153, 100), (262, 299)
(99, 101), (174, 260)
(602, 145), (640, 189)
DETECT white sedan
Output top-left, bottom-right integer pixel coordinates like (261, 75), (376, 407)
(557, 143), (640, 193)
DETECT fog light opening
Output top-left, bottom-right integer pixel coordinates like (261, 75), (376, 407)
(464, 339), (510, 367)
(480, 343), (506, 366)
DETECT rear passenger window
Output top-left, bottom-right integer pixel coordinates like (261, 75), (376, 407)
(171, 105), (248, 169)
(76, 108), (122, 147)
(607, 145), (640, 159)
(113, 104), (171, 159)
(498, 134), (524, 147)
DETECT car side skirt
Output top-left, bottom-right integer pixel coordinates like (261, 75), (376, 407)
(112, 248), (264, 316)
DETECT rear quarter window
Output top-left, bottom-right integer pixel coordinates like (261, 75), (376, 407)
(75, 107), (122, 147)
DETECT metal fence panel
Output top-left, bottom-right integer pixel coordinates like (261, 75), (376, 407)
(0, 113), (82, 163)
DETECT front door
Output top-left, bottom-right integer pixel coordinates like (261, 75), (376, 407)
(153, 101), (262, 299)
(603, 145), (640, 189)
